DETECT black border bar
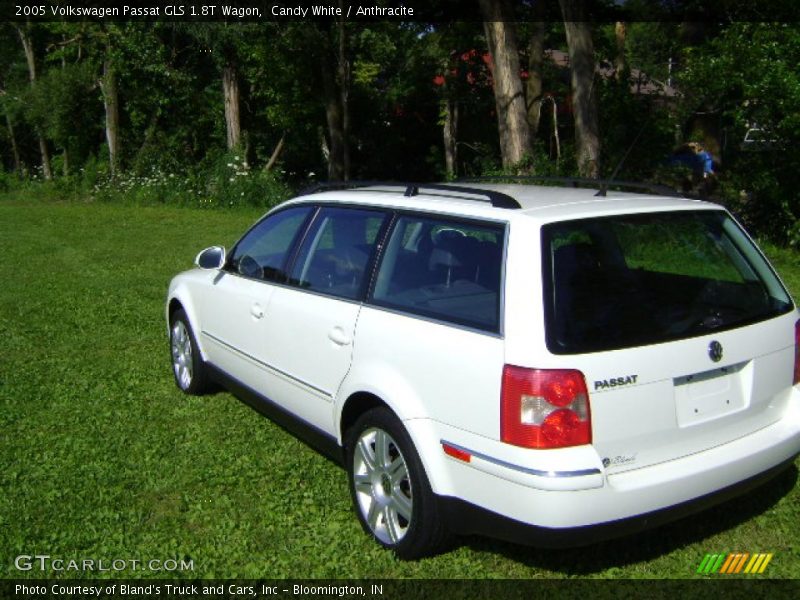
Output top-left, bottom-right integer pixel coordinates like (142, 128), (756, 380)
(6, 1), (800, 23)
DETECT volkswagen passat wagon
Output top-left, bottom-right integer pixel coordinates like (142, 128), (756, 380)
(166, 182), (800, 558)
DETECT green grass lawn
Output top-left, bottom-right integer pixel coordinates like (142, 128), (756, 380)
(1, 196), (799, 579)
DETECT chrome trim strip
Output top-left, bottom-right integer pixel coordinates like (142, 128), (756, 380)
(202, 331), (333, 399)
(440, 439), (602, 478)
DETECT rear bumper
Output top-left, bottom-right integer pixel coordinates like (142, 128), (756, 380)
(406, 398), (800, 534)
(438, 455), (798, 548)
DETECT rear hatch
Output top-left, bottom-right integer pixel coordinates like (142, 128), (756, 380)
(541, 209), (796, 472)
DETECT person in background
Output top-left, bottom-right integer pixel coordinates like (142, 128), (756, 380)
(690, 142), (715, 178)
(669, 142), (716, 196)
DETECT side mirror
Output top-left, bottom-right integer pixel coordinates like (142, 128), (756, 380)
(195, 246), (226, 270)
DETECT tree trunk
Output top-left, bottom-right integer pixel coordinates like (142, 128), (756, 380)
(222, 61), (241, 149)
(526, 20), (546, 138)
(319, 27), (346, 181)
(560, 2), (601, 178)
(16, 24), (52, 180)
(320, 63), (345, 180)
(479, 0), (532, 171)
(100, 58), (120, 180)
(264, 133), (285, 172)
(614, 22), (628, 83)
(443, 98), (459, 178)
(337, 12), (351, 180)
(4, 109), (22, 175)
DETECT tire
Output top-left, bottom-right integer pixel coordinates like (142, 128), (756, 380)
(169, 308), (209, 395)
(346, 407), (448, 559)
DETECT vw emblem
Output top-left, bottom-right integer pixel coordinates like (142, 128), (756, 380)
(708, 340), (723, 363)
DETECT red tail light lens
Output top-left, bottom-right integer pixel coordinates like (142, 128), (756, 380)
(794, 320), (800, 385)
(501, 365), (591, 449)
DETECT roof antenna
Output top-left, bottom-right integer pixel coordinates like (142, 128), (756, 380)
(596, 117), (650, 197)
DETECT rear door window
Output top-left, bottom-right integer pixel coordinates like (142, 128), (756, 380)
(288, 206), (389, 301)
(542, 210), (793, 354)
(370, 215), (505, 332)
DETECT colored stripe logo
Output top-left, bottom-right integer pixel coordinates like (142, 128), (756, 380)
(697, 552), (773, 574)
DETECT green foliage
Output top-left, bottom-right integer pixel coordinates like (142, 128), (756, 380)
(679, 23), (800, 243)
(473, 141), (580, 180)
(0, 169), (13, 193)
(201, 150), (293, 209)
(4, 19), (800, 248)
(22, 61), (99, 169)
(89, 150), (292, 209)
(596, 75), (678, 181)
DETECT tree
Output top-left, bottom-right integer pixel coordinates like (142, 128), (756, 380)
(526, 19), (546, 138)
(182, 23), (255, 152)
(24, 59), (97, 177)
(479, 0), (532, 170)
(311, 17), (353, 181)
(222, 60), (240, 149)
(559, 0), (601, 178)
(425, 22), (491, 178)
(99, 33), (120, 179)
(87, 24), (122, 180)
(14, 22), (52, 179)
(0, 26), (23, 175)
(614, 21), (628, 83)
(318, 26), (348, 180)
(679, 22), (800, 241)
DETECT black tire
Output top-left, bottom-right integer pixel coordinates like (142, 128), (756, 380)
(346, 407), (448, 559)
(169, 308), (209, 395)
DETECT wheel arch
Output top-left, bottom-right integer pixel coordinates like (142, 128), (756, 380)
(339, 391), (388, 443)
(166, 288), (208, 361)
(167, 297), (183, 322)
(336, 379), (452, 497)
(335, 362), (430, 445)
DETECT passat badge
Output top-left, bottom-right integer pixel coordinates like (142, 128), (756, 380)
(709, 340), (723, 363)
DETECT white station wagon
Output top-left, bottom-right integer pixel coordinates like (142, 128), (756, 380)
(166, 182), (800, 558)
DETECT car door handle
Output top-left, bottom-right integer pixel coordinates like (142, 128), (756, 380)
(328, 326), (352, 346)
(250, 303), (264, 319)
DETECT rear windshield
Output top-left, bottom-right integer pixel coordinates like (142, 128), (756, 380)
(542, 210), (793, 354)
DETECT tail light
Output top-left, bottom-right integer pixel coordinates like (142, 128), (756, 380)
(794, 320), (800, 385)
(501, 365), (591, 449)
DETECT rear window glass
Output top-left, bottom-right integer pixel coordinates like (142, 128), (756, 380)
(542, 210), (793, 354)
(371, 215), (505, 332)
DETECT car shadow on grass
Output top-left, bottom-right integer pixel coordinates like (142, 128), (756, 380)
(452, 464), (798, 575)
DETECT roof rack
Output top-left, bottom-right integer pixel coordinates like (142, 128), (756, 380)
(456, 176), (682, 198)
(297, 180), (522, 209)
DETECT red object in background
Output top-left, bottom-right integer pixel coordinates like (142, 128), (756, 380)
(433, 49), (495, 90)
